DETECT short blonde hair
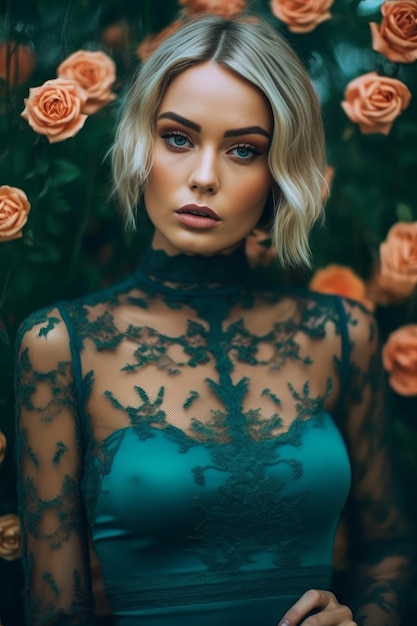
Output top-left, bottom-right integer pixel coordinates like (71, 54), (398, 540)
(111, 15), (326, 267)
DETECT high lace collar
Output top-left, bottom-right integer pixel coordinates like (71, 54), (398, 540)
(136, 246), (252, 296)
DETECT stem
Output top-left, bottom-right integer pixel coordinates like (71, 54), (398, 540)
(0, 247), (21, 315)
(61, 0), (74, 60)
(68, 153), (97, 284)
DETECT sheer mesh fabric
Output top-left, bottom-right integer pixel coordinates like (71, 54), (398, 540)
(15, 247), (412, 625)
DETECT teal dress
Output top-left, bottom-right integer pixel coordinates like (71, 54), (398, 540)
(16, 247), (412, 625)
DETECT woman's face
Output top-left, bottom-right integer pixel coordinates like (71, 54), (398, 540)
(144, 61), (273, 256)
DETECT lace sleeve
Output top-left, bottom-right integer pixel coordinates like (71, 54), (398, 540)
(15, 308), (95, 626)
(339, 301), (414, 626)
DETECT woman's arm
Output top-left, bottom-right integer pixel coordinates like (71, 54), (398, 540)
(277, 299), (413, 626)
(336, 301), (413, 626)
(15, 307), (95, 625)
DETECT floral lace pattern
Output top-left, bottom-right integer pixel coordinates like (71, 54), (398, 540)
(15, 247), (413, 625)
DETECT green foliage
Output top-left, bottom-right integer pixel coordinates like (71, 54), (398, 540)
(0, 0), (416, 621)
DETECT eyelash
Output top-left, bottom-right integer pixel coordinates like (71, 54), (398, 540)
(229, 143), (262, 162)
(160, 131), (262, 162)
(161, 130), (192, 150)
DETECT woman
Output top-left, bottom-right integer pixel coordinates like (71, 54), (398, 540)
(16, 14), (412, 626)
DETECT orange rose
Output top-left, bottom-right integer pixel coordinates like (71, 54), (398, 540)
(137, 20), (184, 62)
(380, 222), (417, 285)
(179, 0), (247, 17)
(370, 1), (417, 64)
(270, 0), (334, 33)
(0, 514), (22, 561)
(0, 40), (36, 86)
(21, 78), (88, 143)
(57, 50), (117, 115)
(0, 185), (31, 241)
(382, 325), (417, 395)
(0, 431), (6, 464)
(309, 264), (374, 311)
(341, 71), (411, 135)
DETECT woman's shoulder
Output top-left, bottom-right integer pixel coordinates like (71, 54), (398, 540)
(258, 281), (377, 350)
(16, 272), (139, 359)
(263, 280), (372, 320)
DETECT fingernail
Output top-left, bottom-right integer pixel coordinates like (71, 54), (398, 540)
(278, 621), (290, 626)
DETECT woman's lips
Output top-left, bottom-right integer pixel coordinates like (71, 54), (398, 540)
(175, 204), (220, 229)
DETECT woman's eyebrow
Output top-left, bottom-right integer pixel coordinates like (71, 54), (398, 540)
(158, 112), (271, 139)
(224, 126), (271, 139)
(158, 112), (200, 132)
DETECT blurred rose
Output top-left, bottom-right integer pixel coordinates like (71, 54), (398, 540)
(21, 78), (87, 143)
(0, 40), (36, 86)
(380, 222), (417, 285)
(270, 0), (334, 33)
(245, 229), (277, 268)
(57, 50), (116, 115)
(309, 264), (374, 311)
(0, 185), (31, 242)
(137, 20), (184, 62)
(382, 325), (417, 396)
(0, 514), (22, 561)
(341, 72), (411, 135)
(101, 21), (129, 52)
(179, 0), (247, 17)
(0, 431), (6, 464)
(370, 1), (417, 63)
(367, 264), (415, 306)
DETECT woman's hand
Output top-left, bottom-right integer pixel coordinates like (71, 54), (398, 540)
(278, 589), (357, 626)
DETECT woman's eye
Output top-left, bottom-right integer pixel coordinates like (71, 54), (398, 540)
(229, 144), (261, 161)
(161, 131), (191, 149)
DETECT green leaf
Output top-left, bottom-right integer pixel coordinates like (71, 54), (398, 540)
(24, 156), (50, 180)
(396, 203), (413, 223)
(26, 244), (62, 264)
(50, 195), (71, 214)
(45, 212), (65, 236)
(50, 160), (82, 186)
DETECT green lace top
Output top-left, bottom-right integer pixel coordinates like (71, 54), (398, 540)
(15, 246), (412, 626)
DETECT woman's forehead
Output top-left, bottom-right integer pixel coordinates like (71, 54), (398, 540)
(158, 61), (273, 133)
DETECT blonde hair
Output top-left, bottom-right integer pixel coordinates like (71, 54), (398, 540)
(111, 15), (326, 267)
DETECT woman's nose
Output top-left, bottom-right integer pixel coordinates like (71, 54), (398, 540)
(188, 148), (219, 194)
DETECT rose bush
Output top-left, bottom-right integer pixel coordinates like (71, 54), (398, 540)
(309, 264), (374, 311)
(0, 186), (31, 242)
(0, 431), (6, 464)
(57, 50), (117, 115)
(0, 514), (22, 562)
(341, 72), (411, 135)
(21, 78), (88, 143)
(370, 1), (417, 64)
(270, 0), (334, 33)
(382, 325), (417, 396)
(379, 222), (417, 285)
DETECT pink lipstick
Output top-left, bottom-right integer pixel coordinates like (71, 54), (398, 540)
(175, 204), (220, 229)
